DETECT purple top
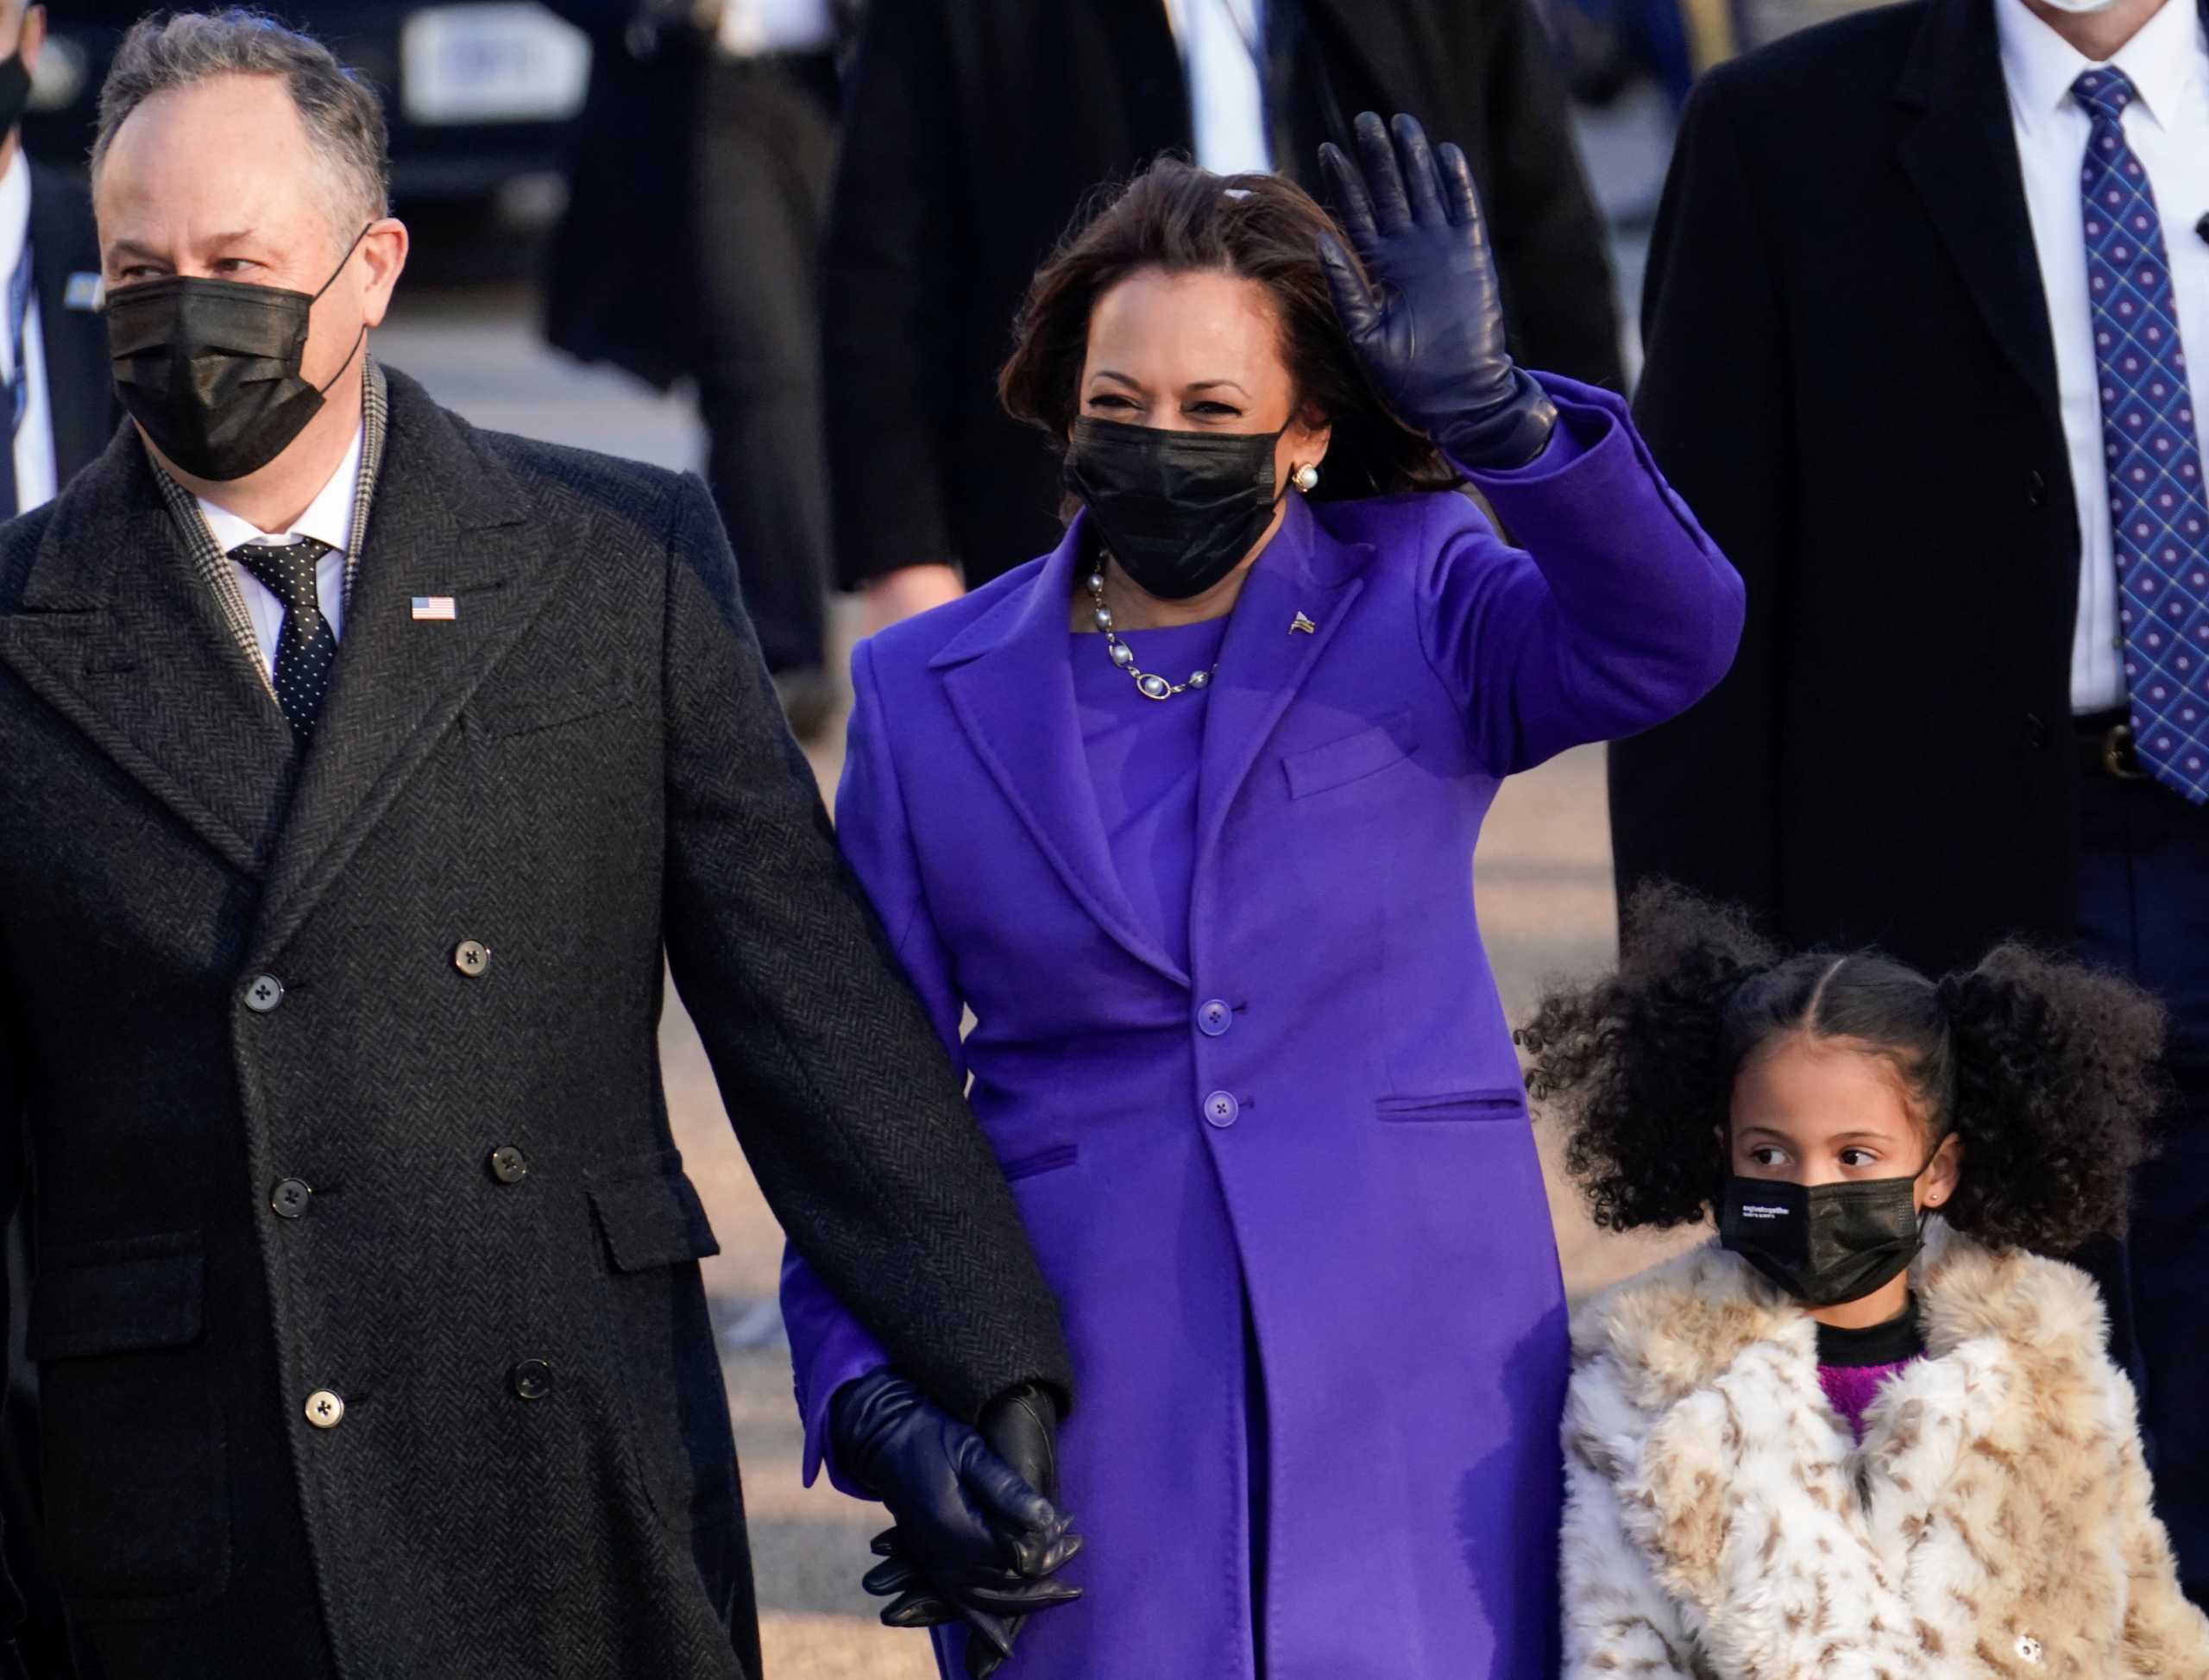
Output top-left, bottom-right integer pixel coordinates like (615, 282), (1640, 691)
(1816, 1299), (1925, 1440)
(1069, 614), (1232, 973)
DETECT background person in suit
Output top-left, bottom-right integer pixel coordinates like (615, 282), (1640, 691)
(544, 0), (859, 740)
(0, 13), (1077, 1677)
(828, 0), (1626, 637)
(784, 121), (1741, 1678)
(1608, 0), (2209, 1601)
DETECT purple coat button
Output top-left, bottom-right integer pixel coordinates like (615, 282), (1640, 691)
(1203, 1091), (1240, 1128)
(1198, 1000), (1232, 1036)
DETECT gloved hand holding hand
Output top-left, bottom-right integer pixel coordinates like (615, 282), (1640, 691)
(831, 1371), (1082, 1662)
(1317, 111), (1558, 469)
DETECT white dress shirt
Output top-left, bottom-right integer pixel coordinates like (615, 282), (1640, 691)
(197, 426), (365, 680)
(0, 152), (59, 518)
(1996, 0), (2209, 714)
(714, 0), (834, 58)
(1162, 0), (1272, 175)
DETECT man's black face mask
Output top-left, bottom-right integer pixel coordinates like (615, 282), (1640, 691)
(106, 224), (370, 482)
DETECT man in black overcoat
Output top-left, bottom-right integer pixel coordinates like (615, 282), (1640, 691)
(826, 0), (1626, 633)
(0, 12), (1074, 1677)
(1608, 0), (2209, 1600)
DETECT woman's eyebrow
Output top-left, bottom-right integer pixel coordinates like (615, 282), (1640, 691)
(1088, 368), (1141, 387)
(1186, 379), (1250, 395)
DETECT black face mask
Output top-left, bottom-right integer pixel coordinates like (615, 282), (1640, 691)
(106, 225), (369, 482)
(1062, 416), (1288, 601)
(0, 53), (32, 138)
(1719, 1159), (1936, 1309)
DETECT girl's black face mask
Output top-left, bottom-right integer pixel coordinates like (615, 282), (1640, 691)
(106, 225), (369, 482)
(1718, 1155), (1937, 1309)
(1062, 416), (1288, 601)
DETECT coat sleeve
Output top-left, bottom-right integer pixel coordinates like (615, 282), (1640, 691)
(1608, 69), (1791, 931)
(821, 0), (969, 591)
(1559, 1361), (1698, 1678)
(779, 635), (979, 1492)
(1419, 375), (1746, 777)
(1475, 0), (1626, 391)
(658, 472), (1069, 1425)
(2106, 1368), (2209, 1671)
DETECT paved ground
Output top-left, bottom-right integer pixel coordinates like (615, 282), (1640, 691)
(373, 116), (1692, 1666)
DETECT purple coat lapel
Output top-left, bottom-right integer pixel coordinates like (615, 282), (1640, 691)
(931, 516), (1190, 986)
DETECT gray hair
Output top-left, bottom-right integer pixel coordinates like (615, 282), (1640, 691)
(91, 10), (390, 241)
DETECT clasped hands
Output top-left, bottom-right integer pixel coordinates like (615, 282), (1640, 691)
(831, 1370), (1082, 1677)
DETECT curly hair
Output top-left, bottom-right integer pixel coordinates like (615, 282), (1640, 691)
(1517, 884), (2168, 1256)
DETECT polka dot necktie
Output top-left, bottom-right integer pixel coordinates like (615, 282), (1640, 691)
(233, 537), (337, 742)
(2075, 67), (2209, 802)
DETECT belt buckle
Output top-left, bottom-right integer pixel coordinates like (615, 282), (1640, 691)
(2104, 721), (2150, 781)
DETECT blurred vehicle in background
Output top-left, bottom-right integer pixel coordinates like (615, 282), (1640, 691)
(23, 0), (588, 245)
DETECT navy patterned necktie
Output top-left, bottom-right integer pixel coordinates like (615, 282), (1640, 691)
(233, 537), (337, 741)
(2074, 66), (2209, 802)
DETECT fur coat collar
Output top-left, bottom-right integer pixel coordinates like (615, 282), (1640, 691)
(1559, 1222), (2209, 1678)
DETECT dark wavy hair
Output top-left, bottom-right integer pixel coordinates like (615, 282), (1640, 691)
(1515, 884), (2168, 1256)
(997, 156), (1459, 502)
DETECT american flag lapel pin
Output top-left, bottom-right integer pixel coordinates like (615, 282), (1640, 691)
(1290, 611), (1318, 635)
(412, 595), (457, 622)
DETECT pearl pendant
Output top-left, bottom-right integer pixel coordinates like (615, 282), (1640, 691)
(1111, 641), (1136, 668)
(1092, 607), (1114, 630)
(1187, 670), (1210, 689)
(1137, 673), (1174, 701)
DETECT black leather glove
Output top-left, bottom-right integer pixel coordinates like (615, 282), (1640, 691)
(832, 1372), (1081, 1656)
(1317, 111), (1558, 469)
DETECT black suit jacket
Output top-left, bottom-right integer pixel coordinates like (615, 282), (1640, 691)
(1607, 0), (2208, 977)
(27, 163), (114, 493)
(0, 368), (1070, 1677)
(822, 0), (1624, 593)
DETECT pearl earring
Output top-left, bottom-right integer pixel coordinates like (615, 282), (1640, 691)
(1293, 463), (1319, 493)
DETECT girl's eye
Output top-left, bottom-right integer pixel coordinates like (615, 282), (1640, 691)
(1747, 1145), (1789, 1168)
(1840, 1148), (1879, 1169)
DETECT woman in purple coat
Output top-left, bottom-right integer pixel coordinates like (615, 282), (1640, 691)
(781, 114), (1745, 1678)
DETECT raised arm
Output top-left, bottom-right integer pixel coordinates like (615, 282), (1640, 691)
(657, 471), (1067, 1425)
(1608, 69), (1791, 928)
(1318, 111), (1742, 774)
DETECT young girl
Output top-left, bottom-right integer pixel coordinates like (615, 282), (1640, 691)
(1520, 887), (2209, 1679)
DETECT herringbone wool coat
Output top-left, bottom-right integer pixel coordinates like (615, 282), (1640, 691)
(1561, 1224), (2209, 1678)
(0, 366), (1070, 1679)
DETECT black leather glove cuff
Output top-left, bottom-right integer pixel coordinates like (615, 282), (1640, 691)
(1433, 370), (1559, 471)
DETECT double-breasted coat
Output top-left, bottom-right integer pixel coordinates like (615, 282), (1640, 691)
(783, 377), (1745, 1677)
(0, 365), (1070, 1678)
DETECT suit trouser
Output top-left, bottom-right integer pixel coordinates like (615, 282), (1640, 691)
(691, 48), (837, 677)
(2074, 768), (2209, 1603)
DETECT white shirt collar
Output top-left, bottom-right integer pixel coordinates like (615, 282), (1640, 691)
(1997, 0), (2206, 132)
(197, 425), (367, 557)
(0, 151), (28, 286)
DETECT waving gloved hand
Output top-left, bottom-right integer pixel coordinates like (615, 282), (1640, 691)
(1317, 111), (1557, 469)
(832, 1372), (1082, 1664)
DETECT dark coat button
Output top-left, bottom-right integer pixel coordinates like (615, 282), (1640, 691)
(2024, 713), (2049, 751)
(488, 1146), (530, 1185)
(453, 941), (491, 977)
(271, 1178), (313, 1219)
(245, 974), (286, 1013)
(511, 1359), (553, 1401)
(2028, 469), (2049, 507)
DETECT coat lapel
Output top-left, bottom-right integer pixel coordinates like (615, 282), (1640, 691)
(0, 427), (296, 876)
(934, 518), (1190, 988)
(247, 371), (538, 967)
(1193, 494), (1365, 865)
(1892, 0), (2061, 423)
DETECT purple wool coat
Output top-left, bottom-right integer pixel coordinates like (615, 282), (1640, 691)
(780, 377), (1743, 1679)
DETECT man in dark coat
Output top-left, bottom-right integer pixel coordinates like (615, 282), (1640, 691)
(1608, 0), (2209, 1600)
(827, 0), (1625, 633)
(0, 13), (1073, 1677)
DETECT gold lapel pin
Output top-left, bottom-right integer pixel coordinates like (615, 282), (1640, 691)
(1290, 612), (1318, 636)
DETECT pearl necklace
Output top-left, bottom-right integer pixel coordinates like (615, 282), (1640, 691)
(1086, 569), (1218, 702)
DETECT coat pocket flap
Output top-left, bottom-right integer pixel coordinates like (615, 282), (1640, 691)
(1375, 1088), (1526, 1122)
(1281, 716), (1417, 798)
(28, 1253), (206, 1359)
(589, 1173), (722, 1274)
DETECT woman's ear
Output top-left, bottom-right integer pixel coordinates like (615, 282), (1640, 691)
(1921, 1131), (1965, 1211)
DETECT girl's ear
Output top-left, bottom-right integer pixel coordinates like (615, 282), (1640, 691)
(1921, 1130), (1966, 1211)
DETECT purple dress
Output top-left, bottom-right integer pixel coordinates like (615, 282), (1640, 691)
(779, 375), (1745, 1679)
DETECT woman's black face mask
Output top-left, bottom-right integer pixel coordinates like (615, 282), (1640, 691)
(1062, 416), (1290, 601)
(1719, 1148), (1942, 1309)
(106, 224), (371, 482)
